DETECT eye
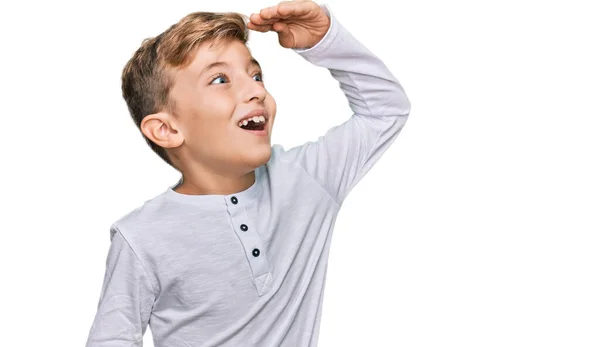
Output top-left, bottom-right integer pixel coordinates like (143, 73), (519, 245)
(253, 72), (264, 82)
(210, 73), (228, 85)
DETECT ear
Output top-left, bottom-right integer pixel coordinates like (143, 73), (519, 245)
(140, 112), (184, 149)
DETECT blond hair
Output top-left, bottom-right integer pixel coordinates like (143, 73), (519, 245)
(121, 12), (249, 168)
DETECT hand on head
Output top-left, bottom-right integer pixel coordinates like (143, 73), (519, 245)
(248, 0), (330, 49)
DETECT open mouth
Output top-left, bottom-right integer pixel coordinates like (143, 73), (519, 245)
(238, 116), (267, 131)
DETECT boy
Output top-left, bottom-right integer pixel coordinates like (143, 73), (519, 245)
(85, 1), (411, 346)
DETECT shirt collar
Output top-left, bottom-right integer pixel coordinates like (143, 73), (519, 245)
(163, 165), (264, 210)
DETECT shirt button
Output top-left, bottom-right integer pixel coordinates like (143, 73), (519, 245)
(252, 248), (260, 257)
(230, 196), (238, 204)
(240, 224), (248, 231)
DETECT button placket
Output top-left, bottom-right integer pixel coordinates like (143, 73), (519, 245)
(226, 195), (272, 296)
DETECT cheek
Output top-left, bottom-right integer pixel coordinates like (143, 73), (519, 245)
(266, 94), (277, 125)
(182, 98), (235, 143)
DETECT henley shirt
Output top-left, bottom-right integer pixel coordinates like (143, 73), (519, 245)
(85, 4), (411, 347)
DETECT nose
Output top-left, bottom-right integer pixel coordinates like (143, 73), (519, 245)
(241, 75), (267, 103)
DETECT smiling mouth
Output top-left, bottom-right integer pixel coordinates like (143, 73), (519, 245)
(240, 120), (265, 131)
(238, 115), (267, 131)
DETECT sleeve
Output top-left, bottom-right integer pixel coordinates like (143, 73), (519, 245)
(281, 4), (412, 205)
(85, 227), (155, 347)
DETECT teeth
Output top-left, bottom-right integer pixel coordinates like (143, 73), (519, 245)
(238, 114), (267, 127)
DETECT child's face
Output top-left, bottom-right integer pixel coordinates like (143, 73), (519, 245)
(168, 39), (277, 173)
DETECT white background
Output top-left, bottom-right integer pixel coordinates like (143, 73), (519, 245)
(1, 0), (598, 346)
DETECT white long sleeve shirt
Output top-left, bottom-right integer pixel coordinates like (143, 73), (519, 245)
(85, 4), (411, 347)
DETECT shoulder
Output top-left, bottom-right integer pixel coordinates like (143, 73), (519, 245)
(108, 190), (174, 241)
(269, 143), (287, 161)
(268, 143), (312, 167)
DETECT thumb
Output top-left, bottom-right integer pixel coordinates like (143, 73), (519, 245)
(272, 21), (290, 34)
(272, 22), (295, 48)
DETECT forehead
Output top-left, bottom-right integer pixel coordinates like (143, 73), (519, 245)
(189, 39), (258, 71)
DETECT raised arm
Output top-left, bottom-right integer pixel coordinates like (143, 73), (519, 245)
(251, 2), (411, 205)
(85, 228), (155, 347)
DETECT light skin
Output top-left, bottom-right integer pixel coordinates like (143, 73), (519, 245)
(141, 0), (330, 196)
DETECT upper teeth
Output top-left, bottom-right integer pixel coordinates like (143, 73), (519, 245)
(238, 115), (266, 127)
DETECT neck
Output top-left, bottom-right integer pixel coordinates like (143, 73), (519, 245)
(175, 165), (256, 196)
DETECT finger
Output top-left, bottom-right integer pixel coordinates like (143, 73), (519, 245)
(275, 1), (316, 18)
(247, 21), (272, 33)
(259, 2), (296, 20)
(249, 13), (279, 26)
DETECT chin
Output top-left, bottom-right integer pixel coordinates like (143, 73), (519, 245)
(243, 144), (272, 169)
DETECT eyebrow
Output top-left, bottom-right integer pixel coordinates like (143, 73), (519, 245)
(200, 57), (261, 77)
